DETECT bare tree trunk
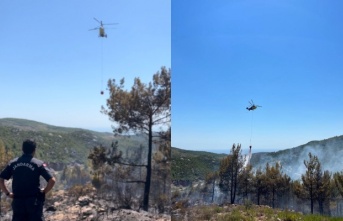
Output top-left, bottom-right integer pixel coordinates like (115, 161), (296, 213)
(142, 118), (153, 211)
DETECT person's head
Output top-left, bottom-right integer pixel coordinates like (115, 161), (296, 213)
(22, 139), (36, 155)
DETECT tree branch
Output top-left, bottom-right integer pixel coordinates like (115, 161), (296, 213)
(115, 162), (147, 167)
(115, 180), (146, 184)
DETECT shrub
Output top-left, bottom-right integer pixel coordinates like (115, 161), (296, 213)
(199, 206), (214, 220)
(67, 183), (95, 199)
(156, 194), (169, 213)
(244, 199), (253, 210)
(217, 209), (245, 221)
(278, 210), (301, 221)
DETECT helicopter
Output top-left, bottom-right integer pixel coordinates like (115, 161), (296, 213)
(246, 100), (262, 111)
(89, 18), (118, 38)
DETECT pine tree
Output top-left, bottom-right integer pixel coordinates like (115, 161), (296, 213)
(317, 170), (331, 215)
(238, 164), (253, 201)
(219, 144), (244, 204)
(204, 171), (219, 203)
(295, 152), (331, 214)
(101, 67), (170, 211)
(252, 167), (266, 205)
(334, 172), (343, 194)
(88, 145), (111, 190)
(264, 162), (285, 208)
(279, 173), (291, 209)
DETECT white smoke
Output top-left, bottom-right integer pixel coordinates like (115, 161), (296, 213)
(243, 146), (252, 168)
(250, 136), (343, 180)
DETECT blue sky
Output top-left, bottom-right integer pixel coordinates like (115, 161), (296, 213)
(0, 1), (170, 132)
(172, 0), (343, 153)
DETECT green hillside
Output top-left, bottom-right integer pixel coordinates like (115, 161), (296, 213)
(171, 147), (226, 182)
(0, 118), (147, 166)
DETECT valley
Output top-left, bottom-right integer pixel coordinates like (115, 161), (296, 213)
(0, 118), (171, 220)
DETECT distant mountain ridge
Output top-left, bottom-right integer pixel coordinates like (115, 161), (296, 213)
(0, 118), (88, 133)
(0, 118), (147, 169)
(172, 135), (343, 182)
(250, 135), (343, 180)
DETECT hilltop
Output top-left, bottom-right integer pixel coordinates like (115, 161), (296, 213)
(250, 135), (343, 180)
(0, 118), (147, 168)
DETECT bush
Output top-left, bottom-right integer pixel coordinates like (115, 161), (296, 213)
(244, 199), (253, 210)
(217, 209), (246, 221)
(156, 194), (169, 213)
(171, 189), (180, 201)
(199, 206), (214, 220)
(67, 183), (95, 199)
(278, 210), (301, 221)
(91, 176), (102, 190)
(173, 199), (189, 215)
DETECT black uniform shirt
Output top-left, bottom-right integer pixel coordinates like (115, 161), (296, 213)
(0, 154), (53, 198)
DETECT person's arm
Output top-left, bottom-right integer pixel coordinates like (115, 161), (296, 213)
(42, 177), (55, 194)
(0, 178), (13, 198)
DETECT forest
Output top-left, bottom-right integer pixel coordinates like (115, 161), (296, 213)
(172, 144), (343, 218)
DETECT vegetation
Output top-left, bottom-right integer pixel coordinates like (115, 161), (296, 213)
(172, 203), (343, 221)
(0, 68), (171, 218)
(172, 140), (343, 218)
(87, 132), (170, 212)
(219, 144), (244, 204)
(294, 153), (331, 214)
(250, 135), (343, 180)
(60, 164), (91, 188)
(0, 118), (144, 165)
(264, 162), (291, 209)
(101, 66), (171, 211)
(0, 138), (14, 216)
(171, 147), (226, 182)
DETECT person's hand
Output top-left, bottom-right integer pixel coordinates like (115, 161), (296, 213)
(7, 192), (13, 199)
(37, 189), (45, 202)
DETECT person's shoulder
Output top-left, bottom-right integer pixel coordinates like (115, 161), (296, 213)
(31, 157), (45, 166)
(8, 157), (19, 164)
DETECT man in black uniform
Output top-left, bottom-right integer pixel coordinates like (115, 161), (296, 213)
(0, 139), (56, 221)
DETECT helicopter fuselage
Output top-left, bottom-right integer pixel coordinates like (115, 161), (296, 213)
(246, 106), (257, 111)
(99, 27), (107, 38)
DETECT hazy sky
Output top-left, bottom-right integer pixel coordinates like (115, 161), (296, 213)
(172, 0), (343, 153)
(0, 1), (170, 132)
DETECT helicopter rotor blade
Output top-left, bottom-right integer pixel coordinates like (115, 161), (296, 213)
(89, 27), (99, 31)
(103, 23), (119, 26)
(93, 17), (101, 24)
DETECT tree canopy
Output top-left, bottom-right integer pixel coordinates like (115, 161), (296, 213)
(101, 67), (171, 211)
